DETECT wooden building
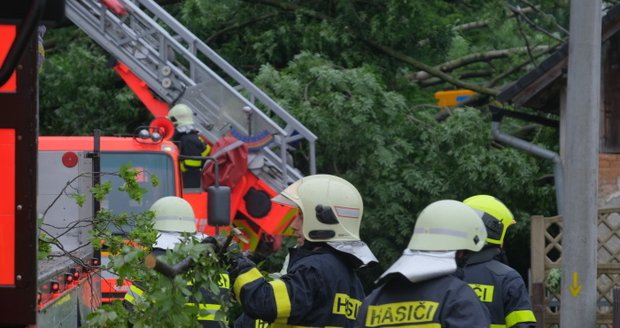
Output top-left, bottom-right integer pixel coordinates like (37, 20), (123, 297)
(497, 4), (620, 208)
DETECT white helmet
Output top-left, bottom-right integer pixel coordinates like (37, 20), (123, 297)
(408, 199), (487, 252)
(150, 196), (197, 233)
(273, 174), (363, 242)
(167, 103), (195, 127)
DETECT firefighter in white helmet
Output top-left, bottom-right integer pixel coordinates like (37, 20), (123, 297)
(356, 199), (491, 327)
(149, 195), (200, 252)
(167, 103), (210, 188)
(124, 196), (229, 327)
(462, 194), (536, 328)
(230, 174), (378, 327)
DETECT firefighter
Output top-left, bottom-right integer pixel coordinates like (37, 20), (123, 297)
(124, 196), (229, 327)
(228, 174), (378, 327)
(167, 103), (210, 188)
(356, 199), (491, 328)
(462, 194), (537, 328)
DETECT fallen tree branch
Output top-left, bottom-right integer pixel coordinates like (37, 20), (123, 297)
(513, 8), (538, 65)
(508, 4), (565, 42)
(516, 0), (569, 35)
(485, 43), (560, 87)
(418, 69), (494, 87)
(407, 46), (550, 82)
(417, 6), (536, 47)
(364, 39), (500, 96)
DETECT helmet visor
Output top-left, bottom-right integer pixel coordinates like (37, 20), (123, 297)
(271, 179), (303, 208)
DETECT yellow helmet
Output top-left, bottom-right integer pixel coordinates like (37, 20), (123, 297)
(463, 194), (515, 245)
(150, 196), (196, 233)
(167, 103), (195, 127)
(408, 200), (487, 252)
(273, 174), (363, 242)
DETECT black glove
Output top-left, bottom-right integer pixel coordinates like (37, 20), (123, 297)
(201, 235), (227, 252)
(227, 251), (256, 283)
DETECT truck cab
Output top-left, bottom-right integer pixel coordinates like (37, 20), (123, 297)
(38, 135), (181, 307)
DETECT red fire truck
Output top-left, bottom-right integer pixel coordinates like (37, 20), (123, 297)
(38, 127), (298, 304)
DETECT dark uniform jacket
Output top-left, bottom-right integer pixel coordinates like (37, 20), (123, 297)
(174, 130), (207, 188)
(463, 248), (536, 328)
(233, 243), (366, 327)
(356, 274), (490, 328)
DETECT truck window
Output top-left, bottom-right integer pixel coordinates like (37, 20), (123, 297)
(99, 152), (175, 234)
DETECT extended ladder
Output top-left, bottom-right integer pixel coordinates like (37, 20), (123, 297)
(65, 0), (317, 191)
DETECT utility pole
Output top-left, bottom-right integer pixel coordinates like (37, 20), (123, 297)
(561, 0), (601, 327)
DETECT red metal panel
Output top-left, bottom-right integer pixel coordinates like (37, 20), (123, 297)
(113, 62), (169, 117)
(39, 136), (177, 152)
(0, 25), (17, 93)
(0, 129), (15, 286)
(0, 24), (38, 325)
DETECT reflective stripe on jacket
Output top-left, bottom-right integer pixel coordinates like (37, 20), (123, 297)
(356, 274), (491, 327)
(463, 248), (537, 328)
(233, 244), (366, 327)
(124, 284), (144, 305)
(175, 131), (208, 171)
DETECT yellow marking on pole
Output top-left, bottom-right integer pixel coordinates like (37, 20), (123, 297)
(569, 271), (582, 297)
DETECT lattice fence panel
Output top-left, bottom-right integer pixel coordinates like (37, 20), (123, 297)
(531, 208), (620, 327)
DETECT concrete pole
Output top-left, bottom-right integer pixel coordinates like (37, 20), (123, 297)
(561, 0), (601, 327)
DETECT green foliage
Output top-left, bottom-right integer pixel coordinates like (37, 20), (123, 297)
(90, 235), (231, 327)
(37, 228), (53, 260)
(39, 27), (151, 136)
(70, 192), (86, 207)
(179, 0), (571, 90)
(546, 267), (561, 294)
(88, 301), (128, 328)
(40, 0), (575, 304)
(253, 53), (556, 282)
(117, 164), (149, 203)
(90, 181), (112, 202)
(85, 166), (232, 326)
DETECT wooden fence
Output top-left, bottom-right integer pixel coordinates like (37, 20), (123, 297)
(530, 208), (620, 327)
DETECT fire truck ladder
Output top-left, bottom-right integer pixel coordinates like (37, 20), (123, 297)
(65, 0), (317, 191)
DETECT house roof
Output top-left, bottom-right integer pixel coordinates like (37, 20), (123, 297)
(496, 4), (620, 114)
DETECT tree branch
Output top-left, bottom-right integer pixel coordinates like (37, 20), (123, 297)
(418, 69), (494, 87)
(416, 7), (536, 47)
(206, 12), (281, 43)
(242, 0), (501, 95)
(241, 0), (331, 20)
(516, 0), (569, 36)
(485, 43), (559, 87)
(363, 39), (499, 96)
(513, 8), (538, 65)
(407, 46), (550, 82)
(509, 3), (567, 41)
